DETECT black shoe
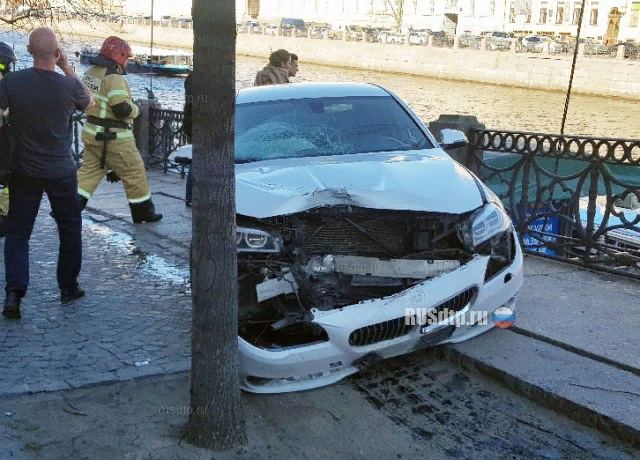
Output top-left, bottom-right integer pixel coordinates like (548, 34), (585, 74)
(61, 286), (85, 303)
(3, 291), (21, 319)
(185, 200), (192, 208)
(129, 198), (163, 223)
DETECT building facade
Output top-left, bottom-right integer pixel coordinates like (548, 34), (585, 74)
(505, 0), (640, 41)
(117, 0), (638, 41)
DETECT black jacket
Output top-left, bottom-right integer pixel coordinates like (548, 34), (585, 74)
(183, 73), (192, 142)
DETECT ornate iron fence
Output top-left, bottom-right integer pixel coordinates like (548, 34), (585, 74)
(467, 130), (640, 279)
(72, 112), (85, 168)
(148, 107), (189, 175)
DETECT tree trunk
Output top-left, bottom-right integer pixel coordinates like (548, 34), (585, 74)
(184, 0), (247, 450)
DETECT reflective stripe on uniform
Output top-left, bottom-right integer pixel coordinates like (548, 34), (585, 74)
(3, 187), (8, 196)
(107, 89), (128, 99)
(78, 188), (92, 199)
(82, 123), (134, 139)
(128, 193), (151, 204)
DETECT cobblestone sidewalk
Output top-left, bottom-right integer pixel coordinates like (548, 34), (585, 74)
(0, 201), (192, 398)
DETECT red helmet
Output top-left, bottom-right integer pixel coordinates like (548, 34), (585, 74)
(99, 36), (132, 67)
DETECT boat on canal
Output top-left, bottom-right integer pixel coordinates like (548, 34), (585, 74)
(76, 45), (192, 77)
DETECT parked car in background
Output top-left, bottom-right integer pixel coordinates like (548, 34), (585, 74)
(171, 82), (524, 393)
(265, 24), (278, 35)
(621, 41), (639, 59)
(520, 35), (543, 52)
(309, 26), (329, 38)
(238, 21), (260, 33)
(459, 33), (482, 49)
(409, 31), (429, 45)
(281, 17), (306, 33)
(485, 31), (511, 50)
(540, 36), (569, 53)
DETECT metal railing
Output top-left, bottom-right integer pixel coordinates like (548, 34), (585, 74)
(467, 130), (640, 279)
(432, 37), (455, 48)
(584, 44), (618, 58)
(148, 107), (189, 175)
(72, 112), (85, 168)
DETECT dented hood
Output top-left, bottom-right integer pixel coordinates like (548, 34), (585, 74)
(234, 150), (483, 218)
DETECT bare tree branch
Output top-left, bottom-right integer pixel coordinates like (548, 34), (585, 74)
(370, 0), (405, 27)
(0, 0), (111, 30)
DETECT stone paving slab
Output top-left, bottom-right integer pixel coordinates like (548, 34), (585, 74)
(447, 328), (640, 447)
(0, 201), (192, 398)
(517, 255), (640, 372)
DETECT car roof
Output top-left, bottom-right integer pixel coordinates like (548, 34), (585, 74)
(237, 82), (390, 104)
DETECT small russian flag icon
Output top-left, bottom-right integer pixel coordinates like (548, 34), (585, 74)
(492, 307), (515, 329)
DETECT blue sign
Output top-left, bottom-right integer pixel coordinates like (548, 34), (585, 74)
(514, 207), (560, 256)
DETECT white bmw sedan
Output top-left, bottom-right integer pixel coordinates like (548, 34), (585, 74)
(176, 82), (523, 393)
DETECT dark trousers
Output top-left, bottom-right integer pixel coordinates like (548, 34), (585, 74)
(185, 164), (192, 203)
(4, 171), (82, 296)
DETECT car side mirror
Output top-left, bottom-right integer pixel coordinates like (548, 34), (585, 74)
(439, 129), (469, 151)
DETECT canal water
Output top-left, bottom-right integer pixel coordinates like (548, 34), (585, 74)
(2, 29), (639, 139)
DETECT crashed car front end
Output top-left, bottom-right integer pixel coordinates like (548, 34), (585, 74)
(237, 201), (523, 393)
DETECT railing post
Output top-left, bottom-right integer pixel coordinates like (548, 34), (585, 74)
(405, 31), (411, 46)
(453, 36), (460, 49)
(427, 35), (434, 47)
(510, 38), (517, 52)
(617, 44), (625, 59)
(542, 42), (550, 54)
(427, 114), (486, 174)
(480, 37), (487, 51)
(134, 98), (162, 168)
(578, 43), (586, 56)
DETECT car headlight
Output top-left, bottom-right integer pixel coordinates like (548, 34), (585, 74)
(236, 227), (281, 253)
(457, 203), (512, 251)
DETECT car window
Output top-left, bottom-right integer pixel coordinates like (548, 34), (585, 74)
(235, 96), (434, 163)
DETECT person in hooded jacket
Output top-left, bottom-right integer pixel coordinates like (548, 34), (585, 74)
(75, 36), (162, 223)
(254, 49), (291, 86)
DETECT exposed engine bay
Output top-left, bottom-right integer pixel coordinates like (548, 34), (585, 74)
(237, 206), (491, 349)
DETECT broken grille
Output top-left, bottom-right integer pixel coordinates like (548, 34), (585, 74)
(303, 217), (406, 257)
(348, 316), (415, 347)
(432, 286), (478, 316)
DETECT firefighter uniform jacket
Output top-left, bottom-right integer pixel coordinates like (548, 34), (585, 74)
(82, 65), (139, 142)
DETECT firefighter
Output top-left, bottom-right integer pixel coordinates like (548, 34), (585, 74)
(0, 42), (17, 237)
(75, 36), (162, 223)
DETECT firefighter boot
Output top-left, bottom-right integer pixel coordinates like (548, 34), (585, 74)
(129, 198), (163, 224)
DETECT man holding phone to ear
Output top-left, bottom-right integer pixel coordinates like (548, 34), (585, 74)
(0, 27), (95, 319)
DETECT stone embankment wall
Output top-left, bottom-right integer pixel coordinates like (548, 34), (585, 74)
(39, 20), (640, 100)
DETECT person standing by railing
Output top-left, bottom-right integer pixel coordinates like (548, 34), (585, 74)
(183, 72), (193, 207)
(254, 49), (291, 86)
(0, 28), (95, 319)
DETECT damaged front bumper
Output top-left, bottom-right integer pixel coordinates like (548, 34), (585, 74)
(238, 241), (523, 393)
